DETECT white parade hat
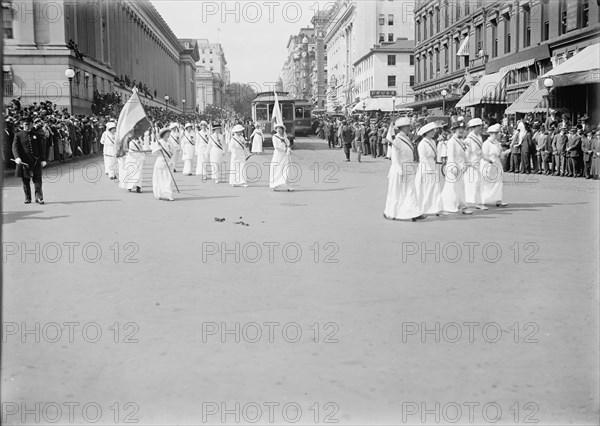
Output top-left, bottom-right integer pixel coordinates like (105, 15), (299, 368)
(487, 124), (501, 133)
(467, 118), (483, 127)
(106, 122), (116, 130)
(169, 122), (179, 130)
(394, 117), (411, 128)
(200, 120), (209, 126)
(159, 127), (171, 138)
(232, 124), (245, 133)
(184, 122), (193, 129)
(274, 122), (286, 130)
(417, 122), (439, 136)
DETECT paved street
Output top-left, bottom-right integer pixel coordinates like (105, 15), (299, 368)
(2, 136), (599, 425)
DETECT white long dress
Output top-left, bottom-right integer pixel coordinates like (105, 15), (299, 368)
(152, 139), (175, 200)
(441, 135), (469, 213)
(415, 137), (443, 214)
(481, 137), (504, 204)
(180, 131), (196, 175)
(464, 132), (483, 205)
(100, 131), (116, 178)
(228, 134), (248, 186)
(209, 132), (226, 182)
(123, 138), (145, 190)
(195, 129), (211, 176)
(117, 153), (127, 189)
(169, 133), (181, 171)
(251, 129), (264, 153)
(383, 133), (421, 220)
(270, 133), (291, 189)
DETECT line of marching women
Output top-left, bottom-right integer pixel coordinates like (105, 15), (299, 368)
(100, 120), (295, 201)
(384, 116), (508, 222)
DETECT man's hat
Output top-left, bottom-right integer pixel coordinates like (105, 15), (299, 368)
(21, 115), (33, 123)
(450, 116), (465, 130)
(570, 127), (578, 132)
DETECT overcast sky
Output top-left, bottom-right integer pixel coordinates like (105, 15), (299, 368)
(151, 1), (323, 88)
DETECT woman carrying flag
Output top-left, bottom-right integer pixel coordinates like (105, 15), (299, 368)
(269, 123), (294, 191)
(152, 127), (176, 201)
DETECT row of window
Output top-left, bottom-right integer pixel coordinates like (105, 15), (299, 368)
(378, 14), (395, 26)
(379, 33), (396, 43)
(417, 0), (590, 45)
(386, 55), (415, 66)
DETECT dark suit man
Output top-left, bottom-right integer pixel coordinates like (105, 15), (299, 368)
(582, 131), (593, 178)
(509, 131), (521, 172)
(340, 121), (355, 161)
(520, 128), (534, 173)
(12, 117), (47, 204)
(552, 128), (567, 176)
(327, 122), (335, 148)
(565, 128), (581, 177)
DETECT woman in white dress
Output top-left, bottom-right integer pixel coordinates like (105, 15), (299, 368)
(152, 127), (175, 201)
(481, 123), (508, 207)
(124, 136), (145, 193)
(415, 122), (446, 216)
(250, 123), (264, 154)
(100, 122), (117, 179)
(228, 124), (248, 187)
(180, 123), (196, 176)
(269, 123), (294, 191)
(195, 121), (211, 177)
(441, 117), (473, 215)
(383, 117), (425, 222)
(209, 123), (226, 183)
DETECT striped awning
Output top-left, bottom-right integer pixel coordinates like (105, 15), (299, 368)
(456, 70), (509, 108)
(505, 81), (565, 114)
(499, 58), (535, 73)
(456, 35), (470, 56)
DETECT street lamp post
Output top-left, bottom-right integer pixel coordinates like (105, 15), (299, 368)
(392, 96), (396, 115)
(164, 95), (169, 115)
(543, 78), (554, 120)
(441, 89), (448, 115)
(182, 99), (186, 113)
(64, 68), (75, 113)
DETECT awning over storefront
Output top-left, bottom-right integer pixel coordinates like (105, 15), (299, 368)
(456, 35), (470, 56)
(499, 58), (535, 74)
(350, 97), (414, 112)
(455, 70), (508, 108)
(539, 43), (600, 87)
(505, 81), (566, 114)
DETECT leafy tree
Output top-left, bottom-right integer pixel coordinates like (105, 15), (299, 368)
(224, 83), (257, 118)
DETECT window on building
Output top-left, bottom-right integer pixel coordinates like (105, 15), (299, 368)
(455, 38), (461, 69)
(410, 75), (415, 86)
(416, 58), (420, 82)
(202, 59), (205, 63)
(388, 14), (394, 25)
(210, 59), (213, 63)
(388, 75), (396, 87)
(559, 0), (567, 35)
(379, 14), (385, 25)
(445, 3), (449, 27)
(430, 54), (433, 79)
(429, 11), (434, 37)
(3, 70), (13, 96)
(464, 0), (470, 15)
(456, 2), (460, 19)
(410, 54), (414, 65)
(435, 49), (440, 73)
(491, 19), (498, 57)
(541, 0), (550, 41)
(423, 16), (427, 39)
(388, 55), (396, 65)
(475, 24), (482, 53)
(3, 1), (14, 39)
(379, 33), (385, 43)
(423, 56), (428, 81)
(436, 8), (440, 32)
(388, 33), (394, 42)
(504, 13), (511, 53)
(416, 21), (421, 42)
(581, 0), (589, 28)
(523, 5), (531, 47)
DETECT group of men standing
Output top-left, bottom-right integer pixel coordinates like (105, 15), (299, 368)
(384, 116), (508, 222)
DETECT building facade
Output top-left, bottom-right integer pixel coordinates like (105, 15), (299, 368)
(323, 0), (415, 112)
(411, 0), (600, 117)
(195, 39), (230, 112)
(310, 11), (329, 110)
(353, 39), (415, 107)
(280, 28), (316, 100)
(3, 0), (198, 114)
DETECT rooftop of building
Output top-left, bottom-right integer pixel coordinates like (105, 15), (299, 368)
(353, 38), (415, 66)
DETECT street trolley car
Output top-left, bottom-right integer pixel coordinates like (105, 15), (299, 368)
(251, 92), (296, 146)
(293, 100), (313, 136)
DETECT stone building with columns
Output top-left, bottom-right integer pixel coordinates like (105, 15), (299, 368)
(3, 0), (198, 114)
(410, 0), (600, 119)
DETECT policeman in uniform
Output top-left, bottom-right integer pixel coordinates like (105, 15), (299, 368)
(13, 115), (47, 204)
